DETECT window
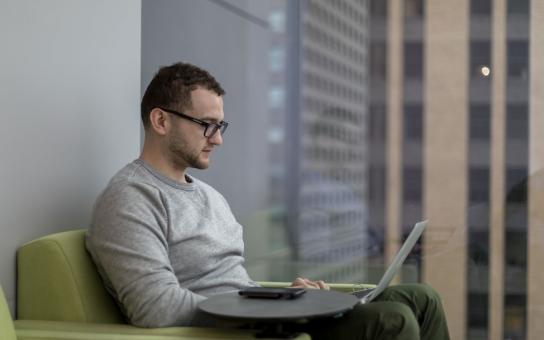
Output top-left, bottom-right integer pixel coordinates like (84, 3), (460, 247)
(370, 0), (387, 18)
(404, 42), (423, 80)
(404, 105), (423, 141)
(469, 168), (490, 203)
(471, 41), (491, 79)
(506, 104), (528, 140)
(470, 105), (491, 140)
(507, 0), (530, 15)
(507, 41), (529, 78)
(471, 0), (492, 15)
(370, 42), (387, 79)
(405, 0), (424, 18)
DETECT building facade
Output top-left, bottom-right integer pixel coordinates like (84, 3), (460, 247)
(259, 0), (544, 339)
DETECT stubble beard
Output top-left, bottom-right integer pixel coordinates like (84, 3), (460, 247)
(167, 132), (209, 170)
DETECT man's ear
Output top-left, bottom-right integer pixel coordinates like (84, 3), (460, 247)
(149, 108), (169, 136)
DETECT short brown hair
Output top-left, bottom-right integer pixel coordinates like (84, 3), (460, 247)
(140, 62), (225, 128)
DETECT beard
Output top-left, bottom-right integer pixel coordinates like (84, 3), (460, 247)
(167, 130), (209, 170)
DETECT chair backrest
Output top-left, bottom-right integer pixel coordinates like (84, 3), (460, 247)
(17, 229), (125, 323)
(0, 286), (17, 340)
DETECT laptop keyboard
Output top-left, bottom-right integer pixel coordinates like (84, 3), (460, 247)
(351, 288), (374, 299)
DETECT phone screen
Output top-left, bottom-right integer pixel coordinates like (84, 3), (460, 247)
(238, 287), (306, 299)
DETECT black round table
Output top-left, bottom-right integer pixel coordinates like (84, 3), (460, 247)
(198, 289), (359, 337)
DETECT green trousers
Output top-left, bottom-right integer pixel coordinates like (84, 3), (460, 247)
(300, 284), (450, 340)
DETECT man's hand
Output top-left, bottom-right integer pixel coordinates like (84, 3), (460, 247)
(289, 277), (330, 290)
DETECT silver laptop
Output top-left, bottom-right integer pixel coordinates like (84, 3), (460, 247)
(352, 220), (427, 304)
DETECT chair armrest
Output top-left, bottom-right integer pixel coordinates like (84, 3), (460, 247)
(14, 320), (311, 339)
(16, 328), (188, 340)
(14, 320), (255, 340)
(258, 282), (376, 293)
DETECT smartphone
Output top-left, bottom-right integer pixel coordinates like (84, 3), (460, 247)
(238, 287), (306, 299)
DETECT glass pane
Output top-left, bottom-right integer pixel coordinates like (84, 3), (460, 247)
(508, 0), (530, 15)
(472, 0), (492, 15)
(141, 0), (538, 338)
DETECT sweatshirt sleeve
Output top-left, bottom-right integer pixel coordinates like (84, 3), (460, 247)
(86, 181), (206, 327)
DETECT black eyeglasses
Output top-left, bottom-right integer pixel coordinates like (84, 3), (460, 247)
(159, 107), (229, 138)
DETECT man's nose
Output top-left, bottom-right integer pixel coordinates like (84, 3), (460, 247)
(209, 130), (223, 145)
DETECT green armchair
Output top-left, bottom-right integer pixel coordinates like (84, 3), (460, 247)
(16, 229), (312, 339)
(16, 230), (372, 339)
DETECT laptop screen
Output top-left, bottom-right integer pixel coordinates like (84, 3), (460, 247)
(361, 220), (427, 303)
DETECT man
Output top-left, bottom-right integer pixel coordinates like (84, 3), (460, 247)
(86, 62), (450, 339)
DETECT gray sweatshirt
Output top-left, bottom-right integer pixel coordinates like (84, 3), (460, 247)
(86, 159), (258, 327)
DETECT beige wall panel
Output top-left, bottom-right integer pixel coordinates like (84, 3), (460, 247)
(385, 0), (403, 270)
(424, 0), (469, 339)
(489, 0), (506, 339)
(527, 1), (544, 339)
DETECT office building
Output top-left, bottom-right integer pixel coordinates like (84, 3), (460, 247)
(367, 0), (544, 339)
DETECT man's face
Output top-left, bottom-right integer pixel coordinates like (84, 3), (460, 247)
(166, 88), (224, 170)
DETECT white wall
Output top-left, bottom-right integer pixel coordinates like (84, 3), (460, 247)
(0, 0), (141, 314)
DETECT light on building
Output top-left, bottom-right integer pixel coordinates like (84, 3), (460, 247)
(267, 127), (284, 144)
(480, 66), (491, 77)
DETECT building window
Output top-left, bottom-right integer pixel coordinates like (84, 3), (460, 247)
(370, 0), (387, 18)
(404, 42), (423, 80)
(507, 41), (529, 79)
(469, 167), (490, 203)
(507, 0), (530, 15)
(506, 104), (528, 140)
(405, 0), (424, 18)
(370, 42), (387, 79)
(269, 47), (285, 72)
(470, 105), (491, 140)
(471, 41), (491, 79)
(403, 168), (422, 202)
(471, 0), (492, 16)
(404, 105), (422, 142)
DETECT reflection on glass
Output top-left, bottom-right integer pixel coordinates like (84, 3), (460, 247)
(268, 10), (285, 33)
(163, 1), (539, 339)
